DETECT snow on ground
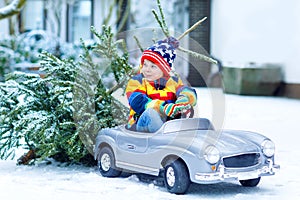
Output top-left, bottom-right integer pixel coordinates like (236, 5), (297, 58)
(1, 88), (300, 200)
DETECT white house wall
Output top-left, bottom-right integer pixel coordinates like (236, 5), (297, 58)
(211, 0), (300, 84)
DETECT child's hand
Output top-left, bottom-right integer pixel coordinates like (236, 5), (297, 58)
(175, 95), (189, 104)
(163, 103), (191, 118)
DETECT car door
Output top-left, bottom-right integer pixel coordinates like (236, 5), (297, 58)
(117, 131), (149, 153)
(116, 131), (161, 174)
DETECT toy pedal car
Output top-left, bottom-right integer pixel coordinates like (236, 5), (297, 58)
(94, 117), (280, 194)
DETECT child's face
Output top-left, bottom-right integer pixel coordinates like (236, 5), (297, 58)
(141, 59), (164, 81)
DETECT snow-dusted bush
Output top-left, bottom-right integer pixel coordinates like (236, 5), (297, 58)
(0, 30), (88, 81)
(0, 26), (132, 165)
(0, 46), (15, 81)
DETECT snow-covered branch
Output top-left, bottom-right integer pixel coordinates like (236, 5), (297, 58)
(0, 0), (26, 20)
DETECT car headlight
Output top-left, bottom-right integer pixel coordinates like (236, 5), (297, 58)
(204, 145), (220, 164)
(261, 139), (275, 157)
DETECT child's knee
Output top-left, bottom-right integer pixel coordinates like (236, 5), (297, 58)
(145, 108), (158, 115)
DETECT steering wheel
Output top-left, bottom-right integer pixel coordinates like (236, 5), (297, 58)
(173, 106), (194, 119)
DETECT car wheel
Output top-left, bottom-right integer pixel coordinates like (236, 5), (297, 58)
(239, 177), (261, 187)
(163, 159), (190, 194)
(98, 147), (121, 177)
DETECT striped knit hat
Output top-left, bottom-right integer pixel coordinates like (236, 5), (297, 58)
(141, 36), (179, 76)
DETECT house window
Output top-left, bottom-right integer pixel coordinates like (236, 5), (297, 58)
(67, 0), (93, 42)
(21, 0), (45, 32)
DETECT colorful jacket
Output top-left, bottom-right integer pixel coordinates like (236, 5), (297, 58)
(125, 73), (197, 129)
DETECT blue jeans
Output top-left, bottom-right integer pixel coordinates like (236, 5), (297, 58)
(136, 108), (167, 133)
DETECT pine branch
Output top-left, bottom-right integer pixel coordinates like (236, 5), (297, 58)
(150, 1), (217, 65)
(151, 9), (169, 38)
(95, 69), (135, 103)
(133, 35), (144, 52)
(156, 0), (169, 36)
(178, 46), (218, 64)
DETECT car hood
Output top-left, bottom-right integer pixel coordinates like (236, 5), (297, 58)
(187, 129), (263, 156)
(217, 130), (261, 154)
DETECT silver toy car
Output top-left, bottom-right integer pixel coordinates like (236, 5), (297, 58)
(94, 118), (280, 194)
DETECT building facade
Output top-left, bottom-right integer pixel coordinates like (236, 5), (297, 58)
(211, 0), (300, 98)
(0, 0), (299, 98)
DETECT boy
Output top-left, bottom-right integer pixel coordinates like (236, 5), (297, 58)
(125, 36), (197, 132)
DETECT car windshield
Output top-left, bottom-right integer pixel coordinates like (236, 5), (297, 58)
(163, 118), (214, 134)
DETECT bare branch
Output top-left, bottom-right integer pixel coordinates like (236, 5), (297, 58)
(116, 0), (131, 33)
(177, 17), (207, 41)
(0, 0), (26, 20)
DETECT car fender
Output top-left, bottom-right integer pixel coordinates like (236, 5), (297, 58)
(94, 131), (117, 160)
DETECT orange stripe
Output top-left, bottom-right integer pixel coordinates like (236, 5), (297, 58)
(164, 104), (175, 115)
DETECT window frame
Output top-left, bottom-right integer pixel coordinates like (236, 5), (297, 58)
(66, 0), (94, 43)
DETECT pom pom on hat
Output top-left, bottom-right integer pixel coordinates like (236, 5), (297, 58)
(141, 36), (179, 76)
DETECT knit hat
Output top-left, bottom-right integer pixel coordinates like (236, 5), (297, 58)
(141, 36), (179, 76)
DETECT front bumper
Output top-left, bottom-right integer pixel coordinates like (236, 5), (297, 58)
(194, 159), (280, 183)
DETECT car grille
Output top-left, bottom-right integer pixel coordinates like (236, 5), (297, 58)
(222, 153), (260, 168)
